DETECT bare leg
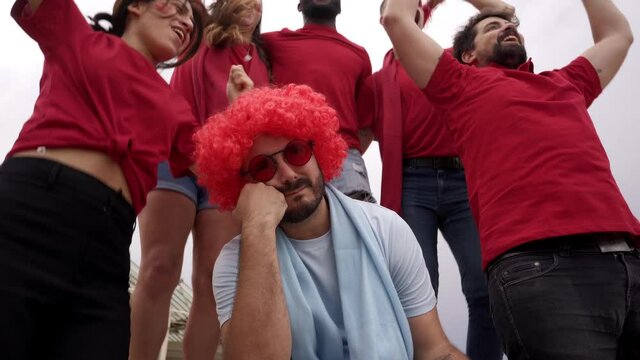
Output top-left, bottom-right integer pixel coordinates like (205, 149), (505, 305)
(183, 209), (240, 360)
(129, 190), (196, 360)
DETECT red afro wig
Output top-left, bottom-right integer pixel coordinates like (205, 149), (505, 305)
(194, 84), (348, 210)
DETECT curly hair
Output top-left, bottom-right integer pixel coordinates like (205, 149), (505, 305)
(452, 9), (518, 63)
(194, 85), (348, 210)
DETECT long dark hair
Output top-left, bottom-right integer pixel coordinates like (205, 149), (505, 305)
(90, 0), (205, 68)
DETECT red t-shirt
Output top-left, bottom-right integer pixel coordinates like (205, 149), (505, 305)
(424, 52), (640, 268)
(363, 51), (457, 214)
(395, 57), (457, 158)
(262, 24), (372, 151)
(170, 43), (270, 123)
(9, 0), (199, 214)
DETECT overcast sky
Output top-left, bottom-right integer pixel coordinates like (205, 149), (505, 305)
(1, 0), (638, 351)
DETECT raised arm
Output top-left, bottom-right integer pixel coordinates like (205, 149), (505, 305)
(221, 183), (292, 360)
(409, 309), (469, 360)
(381, 0), (444, 88)
(382, 0), (513, 89)
(580, 0), (633, 89)
(466, 0), (514, 13)
(227, 65), (255, 103)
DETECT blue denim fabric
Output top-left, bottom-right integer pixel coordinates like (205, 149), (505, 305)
(402, 166), (502, 360)
(329, 149), (375, 202)
(155, 161), (215, 211)
(487, 248), (640, 360)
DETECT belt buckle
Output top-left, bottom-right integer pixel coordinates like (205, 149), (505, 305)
(597, 238), (632, 252)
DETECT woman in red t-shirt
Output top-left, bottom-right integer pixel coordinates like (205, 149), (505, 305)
(0, 0), (203, 358)
(129, 0), (269, 359)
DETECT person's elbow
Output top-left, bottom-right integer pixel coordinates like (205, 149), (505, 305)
(381, 12), (403, 30)
(613, 18), (634, 49)
(623, 28), (634, 48)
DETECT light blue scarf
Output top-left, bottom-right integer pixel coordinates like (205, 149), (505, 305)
(276, 185), (413, 360)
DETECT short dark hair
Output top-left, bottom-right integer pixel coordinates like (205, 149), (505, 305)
(452, 9), (518, 63)
(90, 0), (205, 68)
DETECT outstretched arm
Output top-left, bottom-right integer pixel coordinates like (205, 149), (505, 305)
(381, 0), (444, 88)
(221, 183), (292, 360)
(580, 0), (633, 89)
(409, 309), (469, 360)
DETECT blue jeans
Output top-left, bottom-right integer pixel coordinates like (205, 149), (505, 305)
(330, 148), (375, 202)
(487, 240), (640, 360)
(402, 166), (502, 360)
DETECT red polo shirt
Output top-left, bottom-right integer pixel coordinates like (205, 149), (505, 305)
(170, 43), (270, 123)
(262, 24), (372, 152)
(424, 51), (640, 268)
(9, 0), (199, 214)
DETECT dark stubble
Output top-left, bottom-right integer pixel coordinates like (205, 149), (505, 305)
(278, 174), (325, 224)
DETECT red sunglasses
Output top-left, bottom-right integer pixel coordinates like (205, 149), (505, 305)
(242, 139), (315, 182)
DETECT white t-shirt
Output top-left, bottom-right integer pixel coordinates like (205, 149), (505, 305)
(213, 200), (437, 329)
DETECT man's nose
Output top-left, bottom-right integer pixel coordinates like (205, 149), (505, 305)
(273, 157), (299, 183)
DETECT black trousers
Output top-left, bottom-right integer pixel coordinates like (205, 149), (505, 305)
(0, 157), (135, 360)
(487, 236), (640, 360)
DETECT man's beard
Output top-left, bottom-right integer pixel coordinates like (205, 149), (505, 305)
(491, 41), (528, 69)
(278, 174), (325, 224)
(489, 28), (527, 69)
(301, 2), (341, 22)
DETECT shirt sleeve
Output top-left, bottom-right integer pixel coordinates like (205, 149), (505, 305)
(213, 237), (242, 326)
(555, 56), (603, 107)
(422, 51), (473, 111)
(356, 74), (375, 130)
(366, 205), (437, 317)
(170, 58), (200, 121)
(168, 112), (199, 177)
(11, 0), (91, 56)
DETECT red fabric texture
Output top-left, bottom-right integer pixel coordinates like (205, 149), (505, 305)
(170, 42), (270, 124)
(367, 50), (457, 214)
(424, 52), (640, 268)
(9, 0), (198, 213)
(262, 24), (372, 152)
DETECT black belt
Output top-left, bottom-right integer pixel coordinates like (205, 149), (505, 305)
(403, 157), (463, 170)
(489, 233), (638, 270)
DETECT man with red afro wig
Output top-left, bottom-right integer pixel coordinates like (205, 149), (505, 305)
(194, 81), (466, 359)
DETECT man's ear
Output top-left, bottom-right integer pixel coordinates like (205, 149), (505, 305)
(461, 50), (476, 65)
(297, 2), (302, 12)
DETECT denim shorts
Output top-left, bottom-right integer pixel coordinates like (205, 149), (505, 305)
(156, 161), (215, 211)
(329, 148), (375, 202)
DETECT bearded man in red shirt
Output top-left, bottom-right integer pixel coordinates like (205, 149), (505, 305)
(382, 0), (640, 359)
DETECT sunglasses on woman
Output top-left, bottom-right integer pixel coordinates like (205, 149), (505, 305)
(242, 139), (315, 182)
